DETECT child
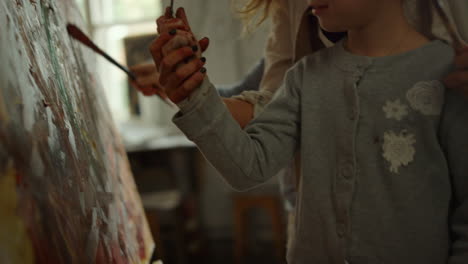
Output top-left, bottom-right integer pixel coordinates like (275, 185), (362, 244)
(154, 0), (468, 263)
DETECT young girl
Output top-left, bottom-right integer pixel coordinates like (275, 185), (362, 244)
(152, 0), (468, 263)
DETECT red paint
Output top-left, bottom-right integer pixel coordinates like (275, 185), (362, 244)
(95, 239), (106, 263)
(136, 217), (147, 259)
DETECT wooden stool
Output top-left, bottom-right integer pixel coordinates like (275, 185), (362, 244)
(233, 195), (285, 264)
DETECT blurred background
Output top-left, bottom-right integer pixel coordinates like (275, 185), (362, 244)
(74, 1), (286, 263)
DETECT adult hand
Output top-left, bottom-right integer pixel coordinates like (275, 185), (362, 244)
(150, 7), (210, 103)
(152, 7), (209, 71)
(444, 45), (468, 97)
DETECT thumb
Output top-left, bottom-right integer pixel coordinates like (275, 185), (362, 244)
(176, 7), (191, 31)
(199, 37), (210, 52)
(164, 6), (173, 18)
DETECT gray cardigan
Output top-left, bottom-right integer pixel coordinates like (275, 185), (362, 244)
(174, 40), (468, 264)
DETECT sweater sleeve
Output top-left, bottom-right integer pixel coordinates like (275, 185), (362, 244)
(173, 63), (303, 191)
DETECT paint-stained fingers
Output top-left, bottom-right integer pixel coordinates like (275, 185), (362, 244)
(164, 6), (172, 18)
(150, 33), (175, 70)
(199, 37), (210, 53)
(156, 20), (189, 34)
(161, 35), (193, 58)
(163, 58), (205, 91)
(136, 75), (159, 87)
(131, 83), (151, 96)
(169, 71), (206, 103)
(175, 7), (192, 32)
(159, 46), (195, 85)
(132, 81), (156, 96)
(156, 9), (189, 35)
(153, 86), (169, 98)
(129, 63), (157, 75)
(129, 64), (159, 89)
(150, 32), (193, 70)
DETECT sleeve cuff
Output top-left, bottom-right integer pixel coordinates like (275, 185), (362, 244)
(173, 77), (228, 140)
(176, 77), (213, 114)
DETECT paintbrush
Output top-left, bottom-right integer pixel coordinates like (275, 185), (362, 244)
(170, 0), (174, 16)
(432, 0), (466, 50)
(66, 24), (137, 81)
(67, 24), (174, 107)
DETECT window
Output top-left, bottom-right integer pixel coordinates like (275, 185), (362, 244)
(76, 0), (163, 123)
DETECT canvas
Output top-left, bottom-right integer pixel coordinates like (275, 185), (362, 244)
(0, 0), (154, 263)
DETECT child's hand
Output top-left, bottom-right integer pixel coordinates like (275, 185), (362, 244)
(150, 7), (210, 103)
(150, 35), (207, 103)
(444, 45), (468, 97)
(129, 63), (166, 97)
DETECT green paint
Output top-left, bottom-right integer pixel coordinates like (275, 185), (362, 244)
(41, 1), (76, 126)
(40, 1), (111, 184)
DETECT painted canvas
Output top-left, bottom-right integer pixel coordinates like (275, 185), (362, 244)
(0, 0), (154, 263)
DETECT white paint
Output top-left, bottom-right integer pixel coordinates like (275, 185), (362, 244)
(46, 107), (59, 150)
(65, 121), (78, 156)
(59, 151), (66, 161)
(79, 192), (86, 215)
(32, 42), (52, 80)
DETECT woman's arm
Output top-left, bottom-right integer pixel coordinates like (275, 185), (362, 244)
(219, 0), (294, 128)
(444, 46), (468, 98)
(232, 0), (294, 111)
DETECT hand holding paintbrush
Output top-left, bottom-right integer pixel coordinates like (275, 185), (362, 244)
(148, 2), (210, 103)
(67, 23), (173, 106)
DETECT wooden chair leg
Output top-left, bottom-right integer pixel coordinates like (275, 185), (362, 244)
(269, 200), (285, 262)
(233, 201), (247, 264)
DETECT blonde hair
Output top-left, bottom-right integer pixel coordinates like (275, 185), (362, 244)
(234, 0), (278, 32)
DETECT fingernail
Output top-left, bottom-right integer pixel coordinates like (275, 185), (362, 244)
(201, 57), (206, 63)
(169, 29), (177, 35)
(191, 45), (198, 52)
(200, 67), (206, 73)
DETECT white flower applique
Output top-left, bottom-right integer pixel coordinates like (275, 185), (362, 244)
(382, 99), (409, 121)
(406, 80), (445, 116)
(382, 130), (416, 173)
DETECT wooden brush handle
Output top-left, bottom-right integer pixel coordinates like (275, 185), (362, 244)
(67, 24), (136, 80)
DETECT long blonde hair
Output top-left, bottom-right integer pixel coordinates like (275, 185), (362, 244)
(234, 0), (278, 31)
